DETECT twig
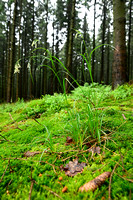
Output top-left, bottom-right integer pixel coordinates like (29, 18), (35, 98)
(92, 162), (110, 174)
(9, 113), (15, 122)
(0, 134), (14, 143)
(29, 167), (38, 200)
(32, 117), (42, 126)
(119, 148), (125, 171)
(16, 126), (23, 131)
(108, 163), (118, 200)
(9, 113), (23, 131)
(114, 172), (133, 183)
(0, 159), (10, 183)
(41, 185), (63, 199)
(45, 161), (57, 175)
(129, 188), (132, 200)
(62, 142), (97, 162)
(3, 157), (59, 174)
(104, 146), (119, 155)
(115, 161), (132, 176)
(29, 181), (34, 200)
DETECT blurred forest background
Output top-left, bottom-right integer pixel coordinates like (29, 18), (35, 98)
(0, 0), (132, 103)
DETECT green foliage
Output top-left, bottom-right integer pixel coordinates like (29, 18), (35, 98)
(20, 93), (69, 118)
(111, 84), (133, 99)
(71, 82), (111, 104)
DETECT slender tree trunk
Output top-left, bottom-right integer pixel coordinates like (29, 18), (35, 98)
(7, 0), (17, 102)
(50, 21), (55, 94)
(65, 0), (76, 93)
(42, 0), (48, 95)
(100, 0), (106, 83)
(16, 0), (22, 101)
(112, 0), (127, 89)
(127, 0), (132, 81)
(92, 0), (96, 82)
(55, 25), (60, 92)
(81, 13), (87, 85)
(1, 44), (5, 101)
(106, 21), (110, 85)
(23, 20), (28, 100)
(30, 0), (35, 99)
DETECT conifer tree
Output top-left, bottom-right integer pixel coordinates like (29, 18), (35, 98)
(112, 0), (127, 88)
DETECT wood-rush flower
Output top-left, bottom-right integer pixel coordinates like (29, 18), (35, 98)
(14, 61), (21, 73)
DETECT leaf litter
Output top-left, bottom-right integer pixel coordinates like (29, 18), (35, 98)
(62, 158), (87, 177)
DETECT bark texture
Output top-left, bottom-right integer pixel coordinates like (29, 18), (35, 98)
(65, 0), (76, 93)
(112, 0), (127, 89)
(7, 0), (17, 102)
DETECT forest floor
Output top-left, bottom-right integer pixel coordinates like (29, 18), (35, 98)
(0, 83), (133, 200)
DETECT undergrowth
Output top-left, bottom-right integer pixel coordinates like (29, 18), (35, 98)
(0, 83), (133, 199)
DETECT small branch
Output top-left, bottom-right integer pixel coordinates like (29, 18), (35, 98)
(29, 167), (38, 200)
(16, 126), (23, 131)
(32, 117), (42, 126)
(92, 162), (110, 174)
(114, 172), (133, 183)
(3, 157), (59, 174)
(9, 113), (15, 122)
(62, 142), (97, 162)
(0, 134), (14, 143)
(29, 181), (34, 200)
(0, 159), (10, 183)
(108, 163), (118, 200)
(41, 185), (63, 199)
(115, 161), (132, 176)
(9, 113), (23, 131)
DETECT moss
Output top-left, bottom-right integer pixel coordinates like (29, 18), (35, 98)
(0, 84), (132, 199)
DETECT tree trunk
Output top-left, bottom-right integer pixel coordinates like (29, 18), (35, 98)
(100, 0), (106, 83)
(81, 13), (87, 85)
(106, 20), (110, 85)
(30, 0), (35, 99)
(92, 0), (96, 82)
(7, 0), (17, 103)
(42, 0), (48, 95)
(127, 0), (132, 81)
(112, 0), (127, 89)
(16, 0), (22, 101)
(65, 0), (76, 93)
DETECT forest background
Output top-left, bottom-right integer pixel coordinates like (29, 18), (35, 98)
(0, 0), (132, 103)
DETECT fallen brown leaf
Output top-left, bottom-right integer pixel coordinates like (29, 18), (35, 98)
(88, 146), (101, 154)
(63, 158), (87, 177)
(24, 151), (41, 157)
(79, 171), (111, 192)
(65, 136), (73, 145)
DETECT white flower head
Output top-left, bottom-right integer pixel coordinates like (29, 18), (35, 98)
(27, 61), (31, 70)
(14, 62), (21, 73)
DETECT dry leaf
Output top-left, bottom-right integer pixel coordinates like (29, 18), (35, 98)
(79, 171), (111, 192)
(62, 186), (68, 193)
(63, 158), (87, 177)
(88, 146), (101, 154)
(24, 151), (41, 157)
(65, 136), (73, 145)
